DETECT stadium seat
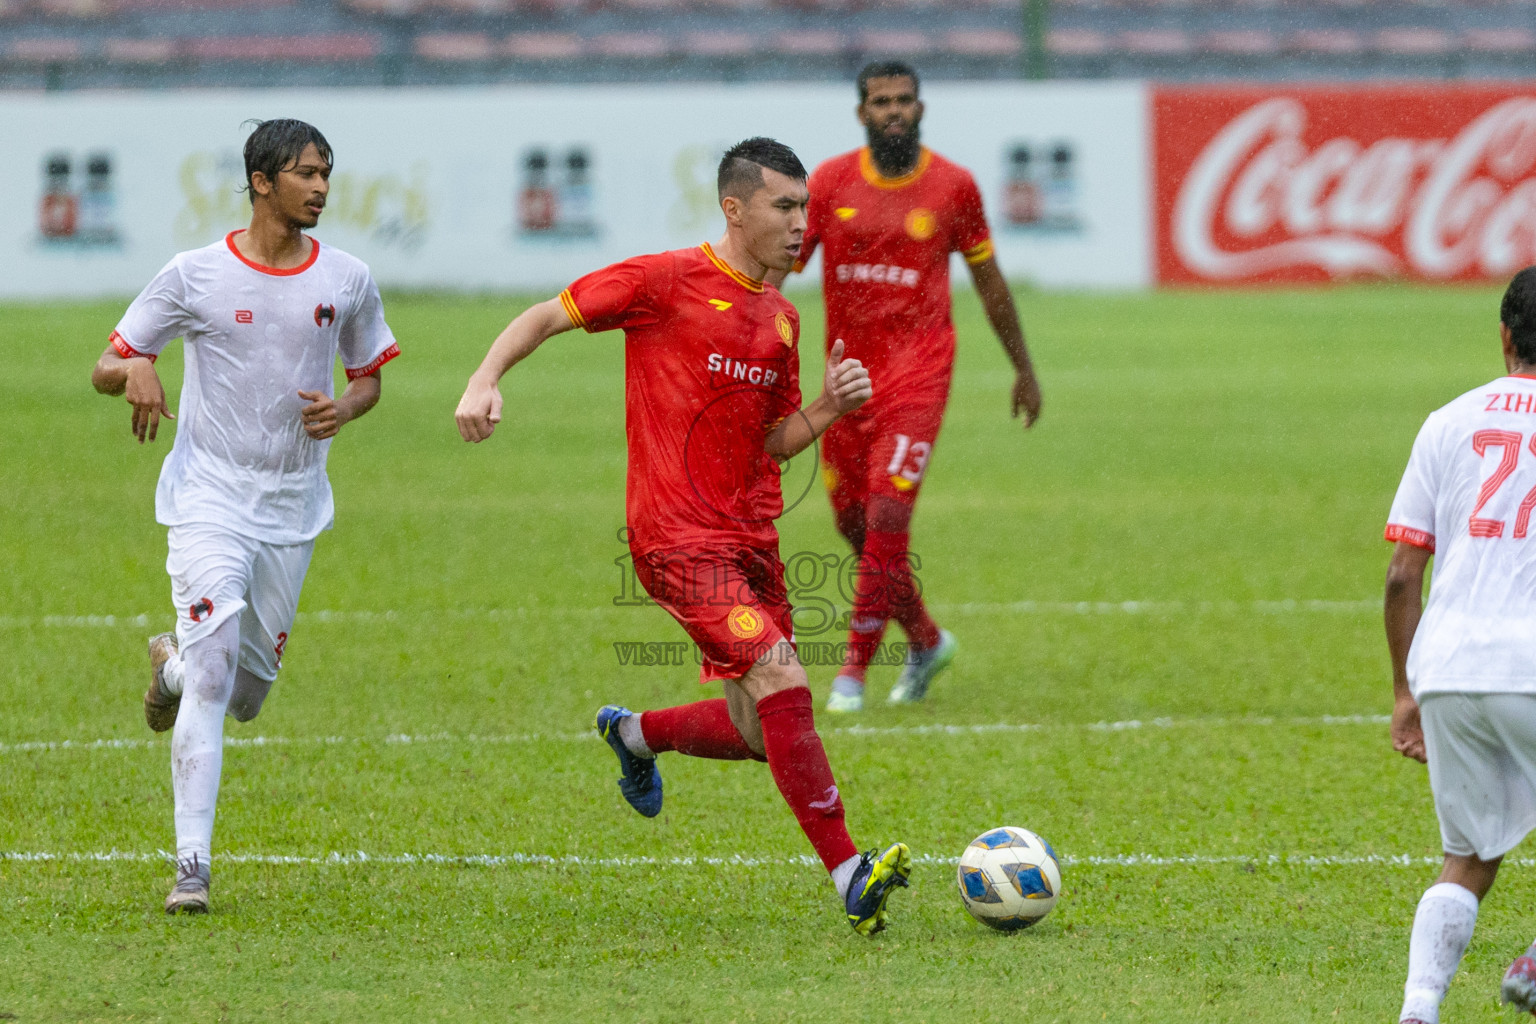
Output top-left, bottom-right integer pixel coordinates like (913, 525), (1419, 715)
(503, 31), (584, 58)
(680, 30), (756, 57)
(1285, 29), (1365, 54)
(606, 0), (687, 12)
(1462, 27), (1536, 53)
(1117, 28), (1194, 54)
(338, 0), (428, 13)
(186, 34), (382, 60)
(770, 29), (845, 56)
(1374, 27), (1454, 54)
(856, 29), (934, 56)
(7, 36), (82, 60)
(1046, 28), (1109, 56)
(414, 31), (496, 60)
(588, 32), (669, 57)
(944, 28), (1022, 56)
(35, 0), (110, 15)
(103, 36), (180, 62)
(1199, 29), (1278, 54)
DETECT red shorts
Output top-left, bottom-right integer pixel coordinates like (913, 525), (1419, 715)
(632, 546), (795, 683)
(821, 388), (950, 516)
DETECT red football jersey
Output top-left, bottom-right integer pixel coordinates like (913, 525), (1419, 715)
(796, 147), (993, 395)
(562, 243), (802, 556)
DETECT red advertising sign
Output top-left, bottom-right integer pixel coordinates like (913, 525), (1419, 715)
(1154, 85), (1536, 284)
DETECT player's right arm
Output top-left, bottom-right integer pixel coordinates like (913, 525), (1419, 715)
(93, 258), (187, 444)
(92, 348), (174, 444)
(455, 297), (575, 443)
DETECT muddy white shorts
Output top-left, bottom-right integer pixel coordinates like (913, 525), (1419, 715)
(1422, 692), (1536, 861)
(165, 523), (314, 682)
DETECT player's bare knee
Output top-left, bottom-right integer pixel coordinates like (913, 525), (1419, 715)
(227, 668), (274, 722)
(1438, 853), (1501, 899)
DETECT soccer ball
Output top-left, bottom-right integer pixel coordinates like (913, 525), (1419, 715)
(956, 825), (1062, 931)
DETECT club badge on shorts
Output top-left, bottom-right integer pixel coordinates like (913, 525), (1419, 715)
(727, 604), (765, 640)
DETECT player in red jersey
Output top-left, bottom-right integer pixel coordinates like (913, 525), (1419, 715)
(455, 138), (913, 935)
(780, 61), (1043, 713)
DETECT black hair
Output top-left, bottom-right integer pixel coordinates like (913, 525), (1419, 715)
(716, 137), (807, 202)
(1502, 266), (1536, 364)
(241, 118), (333, 205)
(857, 60), (920, 104)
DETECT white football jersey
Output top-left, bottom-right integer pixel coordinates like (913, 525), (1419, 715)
(1387, 372), (1536, 696)
(112, 231), (398, 544)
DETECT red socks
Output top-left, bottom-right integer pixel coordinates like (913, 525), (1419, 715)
(842, 529), (940, 680)
(756, 686), (859, 872)
(640, 699), (764, 762)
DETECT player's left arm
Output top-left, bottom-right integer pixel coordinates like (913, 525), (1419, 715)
(765, 339), (870, 459)
(1384, 540), (1432, 763)
(299, 372), (381, 441)
(968, 255), (1042, 428)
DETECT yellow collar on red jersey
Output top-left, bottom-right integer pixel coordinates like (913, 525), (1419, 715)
(700, 242), (765, 293)
(859, 147), (933, 190)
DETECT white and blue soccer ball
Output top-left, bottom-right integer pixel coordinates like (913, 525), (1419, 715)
(956, 825), (1062, 931)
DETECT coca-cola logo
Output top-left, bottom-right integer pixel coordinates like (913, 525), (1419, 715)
(1172, 95), (1536, 280)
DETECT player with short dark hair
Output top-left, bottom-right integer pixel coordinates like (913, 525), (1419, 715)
(455, 136), (913, 935)
(780, 62), (1043, 713)
(91, 118), (399, 914)
(1384, 267), (1536, 1021)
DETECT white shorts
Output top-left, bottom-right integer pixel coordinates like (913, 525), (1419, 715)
(166, 523), (314, 682)
(1422, 692), (1536, 860)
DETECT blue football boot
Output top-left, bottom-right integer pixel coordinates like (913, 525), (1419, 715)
(594, 705), (663, 818)
(845, 842), (912, 935)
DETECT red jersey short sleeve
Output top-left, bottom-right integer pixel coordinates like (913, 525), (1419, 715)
(951, 172), (994, 266)
(562, 253), (670, 334)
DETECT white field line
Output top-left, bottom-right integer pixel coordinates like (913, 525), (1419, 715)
(0, 714), (1390, 756)
(0, 599), (1378, 631)
(0, 849), (1515, 870)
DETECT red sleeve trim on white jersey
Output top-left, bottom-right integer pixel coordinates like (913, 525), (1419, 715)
(1385, 523), (1435, 552)
(110, 330), (156, 363)
(345, 342), (399, 380)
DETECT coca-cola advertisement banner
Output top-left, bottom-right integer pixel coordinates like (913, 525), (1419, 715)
(1154, 84), (1536, 284)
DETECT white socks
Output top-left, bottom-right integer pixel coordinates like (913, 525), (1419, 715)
(1401, 881), (1481, 1024)
(617, 712), (654, 759)
(161, 650), (186, 697)
(171, 618), (239, 864)
(831, 854), (861, 900)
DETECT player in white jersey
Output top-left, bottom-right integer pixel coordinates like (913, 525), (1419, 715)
(90, 119), (399, 914)
(1385, 267), (1536, 1023)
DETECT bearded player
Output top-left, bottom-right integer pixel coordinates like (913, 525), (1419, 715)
(779, 61), (1043, 713)
(91, 119), (399, 914)
(455, 137), (913, 935)
(1385, 268), (1536, 1022)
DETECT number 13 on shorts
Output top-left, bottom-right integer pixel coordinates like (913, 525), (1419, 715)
(886, 433), (932, 492)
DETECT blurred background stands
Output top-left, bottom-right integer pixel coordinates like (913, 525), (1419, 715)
(0, 0), (1533, 89)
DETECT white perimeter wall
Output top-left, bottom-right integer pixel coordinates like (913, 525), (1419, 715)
(0, 81), (1150, 299)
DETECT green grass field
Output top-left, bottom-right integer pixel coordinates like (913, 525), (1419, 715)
(0, 283), (1525, 1022)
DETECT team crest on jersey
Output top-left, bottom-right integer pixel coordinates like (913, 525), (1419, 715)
(773, 312), (793, 346)
(905, 208), (937, 241)
(835, 207), (858, 221)
(188, 597), (215, 623)
(314, 303), (336, 327)
(727, 604), (765, 640)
